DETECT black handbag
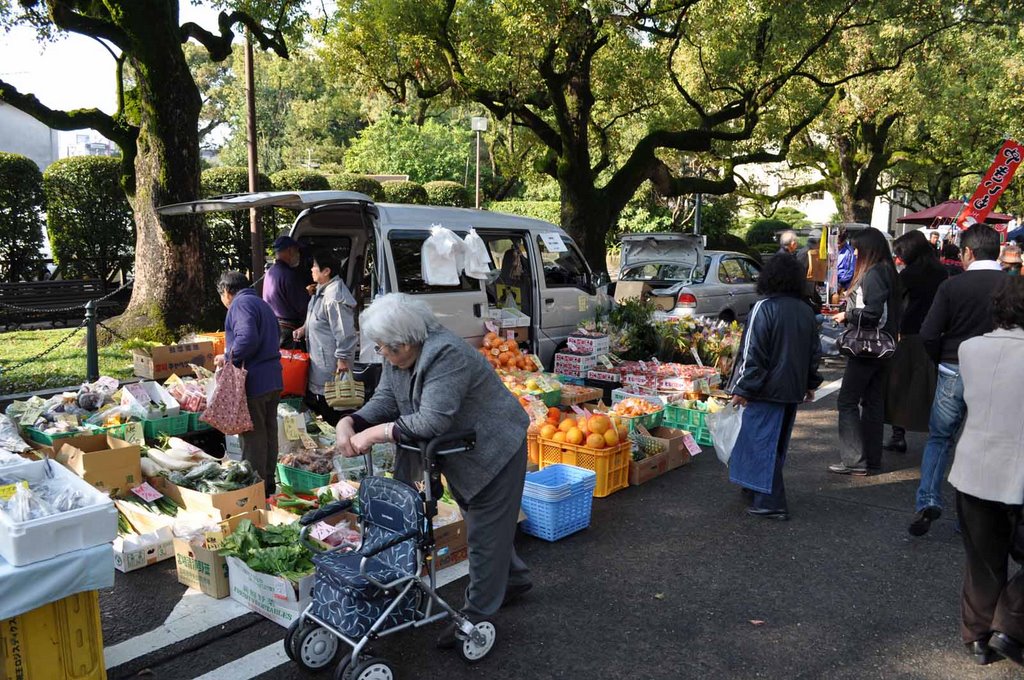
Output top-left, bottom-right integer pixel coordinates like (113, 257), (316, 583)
(838, 316), (897, 360)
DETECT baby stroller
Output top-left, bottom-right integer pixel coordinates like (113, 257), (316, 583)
(284, 429), (496, 680)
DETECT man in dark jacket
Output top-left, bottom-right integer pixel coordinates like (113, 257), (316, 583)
(218, 271), (283, 496)
(262, 236), (311, 348)
(910, 225), (1007, 536)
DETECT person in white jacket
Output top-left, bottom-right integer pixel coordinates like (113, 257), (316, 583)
(947, 276), (1024, 667)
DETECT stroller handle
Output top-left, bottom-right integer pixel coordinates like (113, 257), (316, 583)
(396, 427), (476, 459)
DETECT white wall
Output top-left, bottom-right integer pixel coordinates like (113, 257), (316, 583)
(0, 102), (59, 171)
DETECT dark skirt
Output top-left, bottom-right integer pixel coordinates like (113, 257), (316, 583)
(884, 334), (936, 432)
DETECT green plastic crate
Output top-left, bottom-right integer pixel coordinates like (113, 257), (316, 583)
(24, 427), (84, 446)
(620, 409), (665, 432)
(142, 413), (190, 440)
(690, 426), (713, 447)
(184, 411), (212, 432)
(663, 404), (708, 431)
(539, 389), (562, 407)
(276, 463), (332, 493)
(86, 421), (146, 444)
(282, 397), (304, 412)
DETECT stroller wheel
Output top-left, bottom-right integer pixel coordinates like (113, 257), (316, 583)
(332, 653), (353, 680)
(346, 656), (394, 680)
(283, 617), (303, 662)
(292, 621), (343, 671)
(457, 621), (497, 664)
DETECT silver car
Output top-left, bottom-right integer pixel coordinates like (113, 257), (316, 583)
(617, 233), (762, 322)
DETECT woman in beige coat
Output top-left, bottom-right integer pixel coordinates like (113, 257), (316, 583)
(948, 276), (1024, 667)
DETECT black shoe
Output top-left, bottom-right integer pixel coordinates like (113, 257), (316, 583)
(967, 639), (1001, 666)
(989, 632), (1024, 666)
(746, 507), (790, 521)
(502, 582), (533, 607)
(741, 488), (754, 502)
(883, 438), (907, 453)
(908, 506), (941, 537)
(828, 463), (868, 476)
(436, 622), (460, 650)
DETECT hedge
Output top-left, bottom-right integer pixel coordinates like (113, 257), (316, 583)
(42, 156), (134, 279)
(270, 169), (331, 191)
(0, 152), (45, 282)
(327, 173), (384, 201)
(424, 181), (469, 207)
(486, 200), (561, 225)
(381, 180), (428, 205)
(745, 218), (791, 246)
(201, 167), (275, 274)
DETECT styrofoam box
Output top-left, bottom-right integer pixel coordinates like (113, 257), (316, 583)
(121, 381), (181, 419)
(224, 434), (243, 461)
(611, 388), (667, 407)
(566, 334), (611, 356)
(0, 460), (117, 566)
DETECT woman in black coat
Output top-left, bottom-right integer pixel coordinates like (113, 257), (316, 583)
(883, 231), (948, 451)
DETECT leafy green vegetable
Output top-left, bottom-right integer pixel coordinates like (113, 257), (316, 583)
(218, 520), (314, 582)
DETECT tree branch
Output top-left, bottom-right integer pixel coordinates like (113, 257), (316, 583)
(47, 0), (131, 50)
(0, 79), (138, 147)
(181, 10), (289, 62)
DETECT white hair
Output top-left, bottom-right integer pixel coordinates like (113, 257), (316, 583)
(779, 230), (798, 246)
(360, 293), (439, 347)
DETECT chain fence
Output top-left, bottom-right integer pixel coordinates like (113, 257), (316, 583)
(0, 278), (133, 314)
(0, 319), (88, 376)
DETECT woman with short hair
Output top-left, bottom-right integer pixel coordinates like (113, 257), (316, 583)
(335, 293), (531, 646)
(947, 277), (1024, 666)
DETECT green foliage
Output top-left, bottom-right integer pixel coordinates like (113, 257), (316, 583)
(327, 173), (384, 200)
(607, 298), (659, 360)
(771, 207), (810, 230)
(745, 218), (791, 246)
(343, 116), (472, 184)
(0, 152), (45, 282)
(424, 181), (469, 207)
(707, 233), (762, 262)
(487, 200), (561, 225)
(381, 180), (428, 204)
(200, 167), (275, 274)
(752, 243), (782, 255)
(0, 328), (135, 394)
(42, 156), (134, 279)
(270, 168), (331, 191)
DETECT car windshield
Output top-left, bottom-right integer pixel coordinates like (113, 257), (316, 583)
(620, 256), (710, 284)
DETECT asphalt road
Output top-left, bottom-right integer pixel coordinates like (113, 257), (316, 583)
(100, 365), (1021, 679)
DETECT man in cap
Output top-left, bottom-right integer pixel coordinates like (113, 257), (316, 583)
(262, 235), (312, 348)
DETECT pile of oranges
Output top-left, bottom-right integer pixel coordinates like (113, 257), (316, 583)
(479, 332), (539, 371)
(537, 407), (622, 450)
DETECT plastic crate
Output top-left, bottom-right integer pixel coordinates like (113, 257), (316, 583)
(184, 410), (212, 432)
(86, 420), (145, 444)
(538, 388), (561, 407)
(618, 410), (664, 432)
(1, 590), (106, 680)
(23, 427), (87, 446)
(689, 426), (713, 447)
(536, 438), (630, 498)
(142, 413), (190, 440)
(520, 464), (597, 541)
(282, 397), (305, 412)
(276, 463), (332, 493)
(554, 374), (585, 386)
(664, 404), (709, 431)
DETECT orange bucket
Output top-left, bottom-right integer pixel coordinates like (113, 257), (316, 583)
(280, 349), (310, 397)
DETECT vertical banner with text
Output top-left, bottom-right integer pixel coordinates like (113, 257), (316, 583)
(956, 139), (1023, 232)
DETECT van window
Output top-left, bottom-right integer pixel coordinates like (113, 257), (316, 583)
(482, 235), (532, 311)
(536, 236), (588, 289)
(389, 234), (479, 294)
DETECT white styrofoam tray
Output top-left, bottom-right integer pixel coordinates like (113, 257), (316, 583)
(122, 381), (181, 419)
(0, 459), (117, 566)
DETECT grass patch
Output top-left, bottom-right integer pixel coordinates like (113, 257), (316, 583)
(0, 328), (135, 396)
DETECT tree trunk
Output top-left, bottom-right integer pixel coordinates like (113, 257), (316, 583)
(560, 182), (612, 276)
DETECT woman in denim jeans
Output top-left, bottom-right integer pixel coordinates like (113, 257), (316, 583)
(828, 229), (901, 476)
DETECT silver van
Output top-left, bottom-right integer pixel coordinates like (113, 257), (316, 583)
(159, 190), (610, 367)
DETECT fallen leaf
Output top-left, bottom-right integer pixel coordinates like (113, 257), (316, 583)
(654, 593), (665, 600)
(749, 619), (765, 626)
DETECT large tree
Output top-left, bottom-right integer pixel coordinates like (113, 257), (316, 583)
(328, 0), (1002, 271)
(0, 0), (303, 333)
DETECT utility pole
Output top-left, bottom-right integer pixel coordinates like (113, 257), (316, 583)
(245, 31), (263, 290)
(471, 117), (488, 209)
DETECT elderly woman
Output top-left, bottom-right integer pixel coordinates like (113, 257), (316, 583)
(293, 251), (357, 425)
(335, 293), (531, 646)
(947, 277), (1024, 667)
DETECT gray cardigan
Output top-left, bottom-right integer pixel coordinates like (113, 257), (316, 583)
(354, 326), (529, 502)
(305, 277), (357, 395)
(948, 328), (1024, 504)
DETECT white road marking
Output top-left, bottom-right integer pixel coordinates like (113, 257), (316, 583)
(812, 378), (843, 402)
(190, 640), (289, 680)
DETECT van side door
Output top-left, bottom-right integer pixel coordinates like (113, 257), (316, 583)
(532, 233), (597, 362)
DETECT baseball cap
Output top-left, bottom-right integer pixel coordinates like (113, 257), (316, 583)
(272, 235), (300, 251)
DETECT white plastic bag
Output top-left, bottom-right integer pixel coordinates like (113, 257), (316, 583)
(706, 404), (744, 466)
(421, 225), (466, 285)
(462, 228), (493, 280)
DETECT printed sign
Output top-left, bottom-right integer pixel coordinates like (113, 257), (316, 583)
(683, 433), (702, 456)
(539, 233), (568, 253)
(957, 139), (1023, 228)
(0, 481), (28, 501)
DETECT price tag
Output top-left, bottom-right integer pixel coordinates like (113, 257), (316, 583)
(0, 481), (28, 501)
(56, 413), (79, 426)
(570, 404), (588, 417)
(131, 482), (163, 503)
(19, 404), (44, 427)
(539, 232), (568, 253)
(300, 433), (318, 450)
(690, 347), (704, 367)
(273, 578), (291, 600)
(204, 530), (225, 550)
(314, 421), (335, 435)
(122, 422), (144, 444)
(484, 320), (500, 335)
(597, 355), (614, 369)
(283, 416), (302, 441)
(310, 521), (337, 542)
(682, 433), (702, 456)
(578, 295), (588, 312)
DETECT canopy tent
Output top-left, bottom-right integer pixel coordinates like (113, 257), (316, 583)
(896, 199), (1013, 226)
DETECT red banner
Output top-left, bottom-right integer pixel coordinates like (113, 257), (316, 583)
(956, 139), (1023, 228)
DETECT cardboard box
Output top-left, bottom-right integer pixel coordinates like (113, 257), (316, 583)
(629, 450), (671, 486)
(113, 527), (175, 573)
(650, 294), (677, 312)
(648, 426), (691, 469)
(613, 280), (652, 304)
(121, 381), (181, 418)
(174, 537), (230, 598)
(433, 501), (468, 569)
(160, 480), (266, 521)
(227, 555), (315, 627)
(553, 352), (598, 378)
(57, 434), (142, 498)
(27, 432), (104, 460)
(133, 341), (216, 380)
(566, 334), (610, 356)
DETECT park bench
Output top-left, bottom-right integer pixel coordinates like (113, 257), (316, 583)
(0, 279), (131, 329)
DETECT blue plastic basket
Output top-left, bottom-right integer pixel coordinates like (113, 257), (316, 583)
(520, 464), (597, 542)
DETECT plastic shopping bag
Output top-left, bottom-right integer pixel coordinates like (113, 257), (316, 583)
(462, 228), (493, 280)
(706, 404), (744, 466)
(201, 358), (253, 435)
(421, 225), (466, 285)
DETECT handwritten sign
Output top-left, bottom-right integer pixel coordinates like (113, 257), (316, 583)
(19, 404), (44, 427)
(682, 433), (702, 456)
(130, 482), (164, 503)
(283, 416), (303, 441)
(204, 530), (225, 551)
(539, 233), (568, 253)
(122, 422), (144, 444)
(300, 433), (318, 450)
(0, 481), (28, 501)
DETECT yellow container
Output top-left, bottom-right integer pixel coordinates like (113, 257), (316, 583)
(0, 590), (107, 680)
(196, 331), (227, 356)
(537, 438), (630, 498)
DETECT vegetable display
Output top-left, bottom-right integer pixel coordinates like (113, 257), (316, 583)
(164, 459), (261, 494)
(218, 519), (314, 582)
(279, 448), (334, 475)
(142, 437), (221, 475)
(0, 473), (87, 523)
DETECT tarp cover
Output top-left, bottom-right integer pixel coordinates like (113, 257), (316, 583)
(0, 542), (113, 619)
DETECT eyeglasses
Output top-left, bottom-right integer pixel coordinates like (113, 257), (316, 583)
(374, 343), (397, 355)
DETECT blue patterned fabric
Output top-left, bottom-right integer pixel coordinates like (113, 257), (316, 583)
(308, 476), (426, 638)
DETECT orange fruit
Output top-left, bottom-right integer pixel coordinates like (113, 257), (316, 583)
(540, 423), (557, 439)
(558, 418), (576, 433)
(547, 407), (561, 421)
(604, 429), (620, 447)
(552, 431), (567, 443)
(566, 428), (584, 445)
(586, 433), (606, 449)
(588, 414), (611, 435)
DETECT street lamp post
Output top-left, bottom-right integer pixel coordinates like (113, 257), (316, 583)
(471, 116), (488, 209)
